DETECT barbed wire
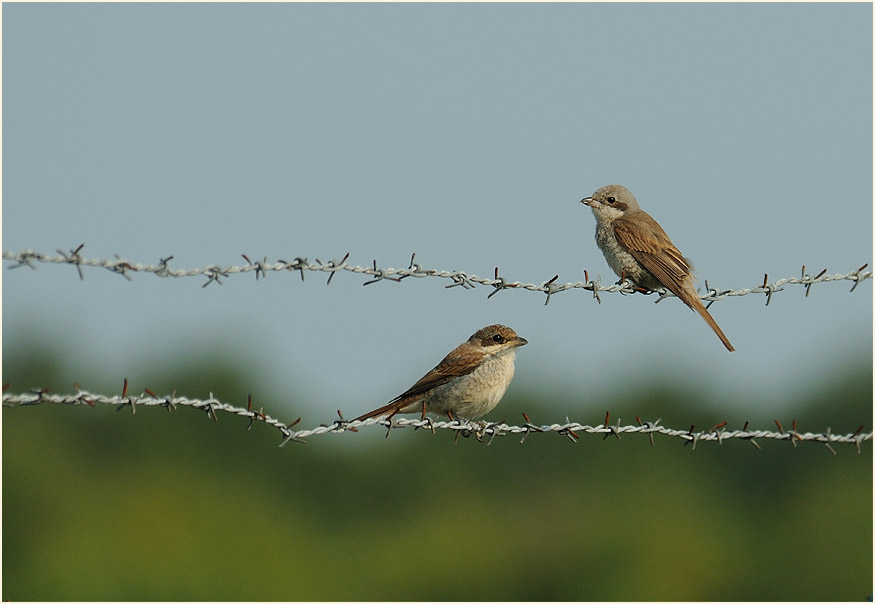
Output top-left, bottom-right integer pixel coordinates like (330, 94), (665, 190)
(3, 246), (871, 306)
(4, 248), (871, 453)
(4, 386), (870, 454)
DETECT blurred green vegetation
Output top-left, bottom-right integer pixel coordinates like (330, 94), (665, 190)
(2, 338), (872, 601)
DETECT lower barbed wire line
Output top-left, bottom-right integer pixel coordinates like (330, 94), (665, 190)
(3, 391), (871, 451)
(2, 249), (870, 304)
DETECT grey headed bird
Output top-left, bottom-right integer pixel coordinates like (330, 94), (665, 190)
(581, 184), (734, 352)
(354, 324), (528, 422)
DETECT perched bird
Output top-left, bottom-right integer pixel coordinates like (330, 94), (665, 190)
(354, 324), (528, 422)
(581, 184), (734, 352)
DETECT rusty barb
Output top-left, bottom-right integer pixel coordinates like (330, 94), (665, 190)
(3, 248), (870, 305)
(3, 385), (871, 454)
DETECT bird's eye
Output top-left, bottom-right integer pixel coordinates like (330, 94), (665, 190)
(606, 196), (616, 204)
(492, 334), (505, 343)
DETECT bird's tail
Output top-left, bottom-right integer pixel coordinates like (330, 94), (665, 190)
(352, 398), (420, 422)
(353, 402), (401, 422)
(692, 299), (735, 352)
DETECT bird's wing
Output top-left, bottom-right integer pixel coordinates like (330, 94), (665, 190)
(353, 345), (481, 421)
(392, 345), (481, 401)
(613, 212), (693, 299)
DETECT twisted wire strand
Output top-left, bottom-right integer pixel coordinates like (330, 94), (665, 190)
(4, 390), (870, 453)
(3, 248), (871, 305)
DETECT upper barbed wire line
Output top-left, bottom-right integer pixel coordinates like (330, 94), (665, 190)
(2, 247), (871, 304)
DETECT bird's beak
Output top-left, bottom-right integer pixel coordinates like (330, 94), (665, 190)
(511, 336), (528, 347)
(580, 196), (595, 207)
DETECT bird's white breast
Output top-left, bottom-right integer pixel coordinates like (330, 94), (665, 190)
(595, 222), (651, 284)
(425, 348), (517, 419)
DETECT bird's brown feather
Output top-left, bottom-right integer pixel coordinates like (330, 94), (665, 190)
(614, 212), (735, 352)
(353, 344), (482, 421)
(613, 212), (692, 298)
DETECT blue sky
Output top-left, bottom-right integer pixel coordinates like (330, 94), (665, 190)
(3, 3), (872, 423)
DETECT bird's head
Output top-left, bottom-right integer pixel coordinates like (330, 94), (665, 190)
(580, 184), (641, 221)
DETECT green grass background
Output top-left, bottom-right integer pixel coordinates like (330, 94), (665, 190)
(3, 341), (872, 601)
